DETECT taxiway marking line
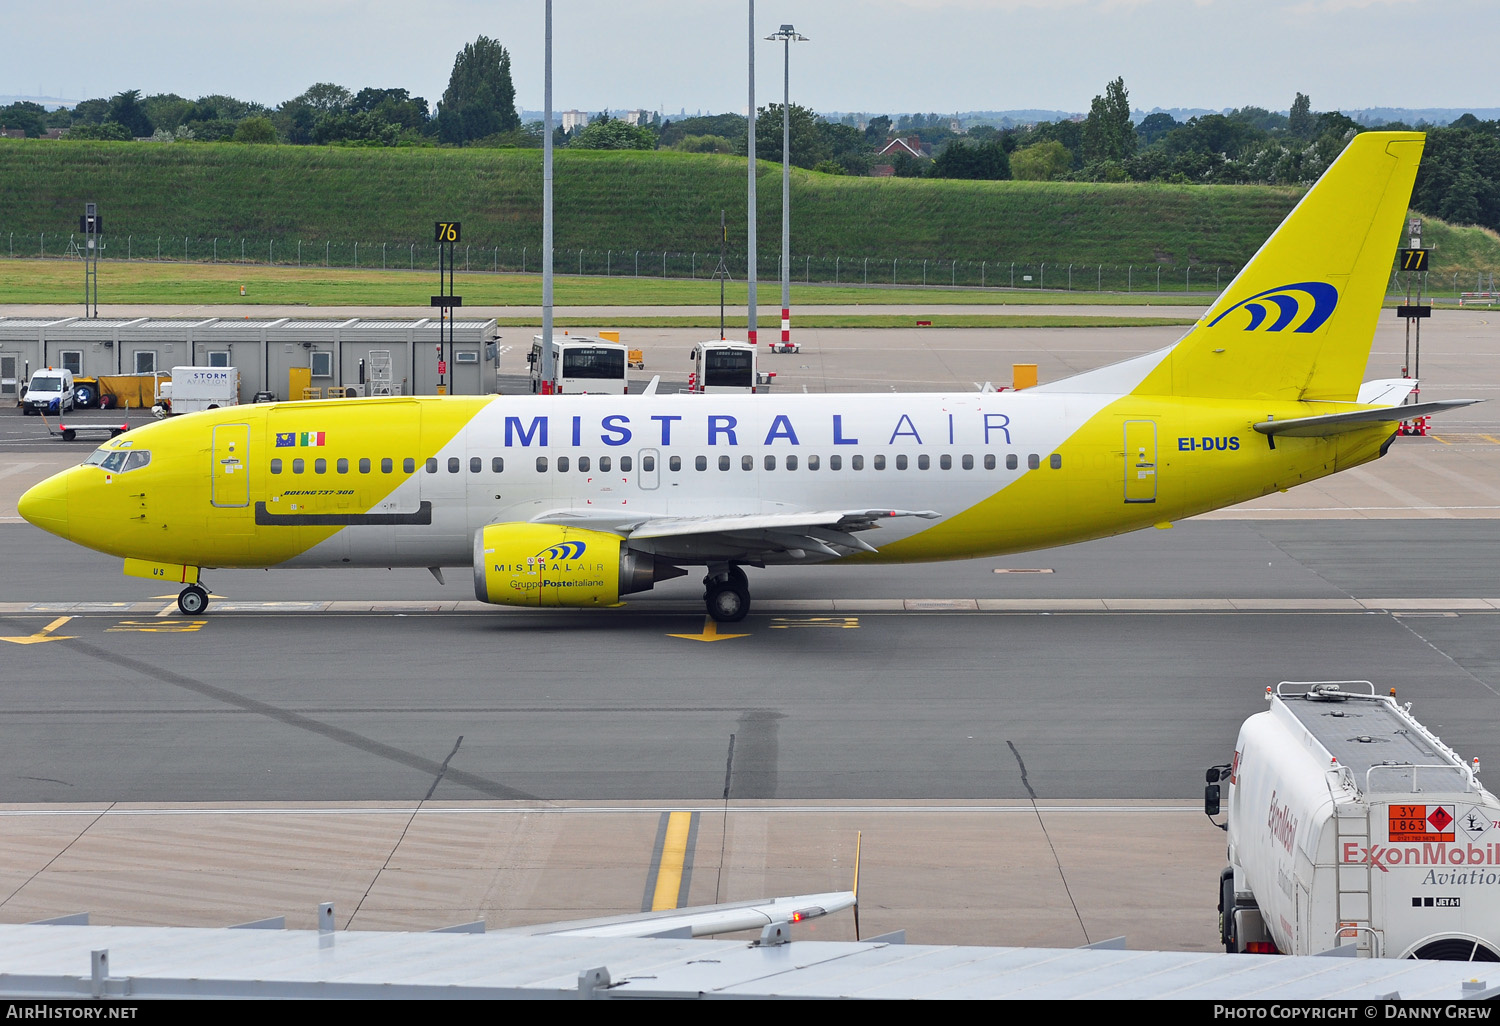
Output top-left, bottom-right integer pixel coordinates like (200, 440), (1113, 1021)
(651, 811), (694, 911)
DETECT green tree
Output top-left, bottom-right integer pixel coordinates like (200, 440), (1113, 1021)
(929, 139), (1010, 180)
(569, 116), (655, 150)
(64, 121), (131, 141)
(864, 114), (892, 144)
(1081, 77), (1134, 162)
(0, 101), (47, 138)
(437, 36), (519, 144)
(745, 102), (827, 168)
(1136, 111), (1178, 147)
(1288, 92), (1313, 139)
(1010, 140), (1071, 180)
(292, 83), (352, 116)
(107, 89), (153, 138)
(233, 116), (278, 144)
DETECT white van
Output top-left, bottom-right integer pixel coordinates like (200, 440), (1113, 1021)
(22, 369), (75, 415)
(529, 335), (629, 395)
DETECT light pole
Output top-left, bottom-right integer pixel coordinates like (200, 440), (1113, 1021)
(746, 0), (757, 347)
(766, 23), (807, 351)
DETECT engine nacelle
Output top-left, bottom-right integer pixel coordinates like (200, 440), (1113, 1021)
(472, 523), (663, 607)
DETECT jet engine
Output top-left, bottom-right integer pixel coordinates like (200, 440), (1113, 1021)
(472, 523), (679, 607)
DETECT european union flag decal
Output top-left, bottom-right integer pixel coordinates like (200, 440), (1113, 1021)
(275, 432), (295, 447)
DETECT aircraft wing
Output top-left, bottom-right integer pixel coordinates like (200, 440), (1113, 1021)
(1253, 398), (1481, 438)
(533, 508), (939, 560)
(494, 890), (857, 940)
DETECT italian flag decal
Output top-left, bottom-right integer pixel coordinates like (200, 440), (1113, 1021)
(300, 432), (325, 447)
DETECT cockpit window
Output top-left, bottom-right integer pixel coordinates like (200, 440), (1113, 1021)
(86, 449), (151, 472)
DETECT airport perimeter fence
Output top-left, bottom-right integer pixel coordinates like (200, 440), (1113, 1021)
(6, 229), (1497, 297)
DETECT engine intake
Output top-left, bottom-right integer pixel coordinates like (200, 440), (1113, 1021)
(472, 523), (674, 607)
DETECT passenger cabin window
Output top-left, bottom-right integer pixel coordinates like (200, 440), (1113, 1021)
(578, 456), (591, 472)
(403, 458), (415, 474)
(293, 458), (305, 474)
(669, 456), (681, 471)
(829, 455), (841, 471)
(917, 455), (930, 470)
(557, 456), (570, 473)
(448, 457), (460, 473)
(600, 456), (612, 472)
(314, 458), (327, 474)
(852, 455), (864, 471)
(337, 458), (349, 474)
(1028, 454), (1040, 469)
(492, 457), (504, 473)
(786, 455), (798, 471)
(381, 458), (393, 474)
(895, 455), (908, 470)
(1050, 454), (1063, 469)
(983, 455), (995, 470)
(742, 455), (753, 471)
(1006, 454), (1018, 470)
(961, 455), (973, 470)
(695, 455), (707, 471)
(874, 455), (886, 470)
(426, 458), (438, 473)
(536, 457), (548, 472)
(764, 455), (776, 471)
(360, 458), (371, 474)
(807, 455), (820, 471)
(270, 458), (282, 474)
(470, 457), (481, 473)
(940, 455), (952, 470)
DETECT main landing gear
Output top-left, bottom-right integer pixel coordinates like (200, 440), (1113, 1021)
(703, 564), (750, 623)
(177, 583), (209, 615)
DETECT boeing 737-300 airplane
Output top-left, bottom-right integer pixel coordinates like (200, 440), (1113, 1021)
(17, 132), (1476, 621)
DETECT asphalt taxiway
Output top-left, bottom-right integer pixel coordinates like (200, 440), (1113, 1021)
(1, 312), (1497, 950)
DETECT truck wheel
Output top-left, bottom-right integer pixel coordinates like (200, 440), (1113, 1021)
(74, 384), (97, 408)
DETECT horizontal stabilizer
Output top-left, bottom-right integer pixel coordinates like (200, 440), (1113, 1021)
(1253, 399), (1480, 437)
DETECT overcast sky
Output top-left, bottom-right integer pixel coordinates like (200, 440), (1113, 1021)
(9, 0), (1495, 116)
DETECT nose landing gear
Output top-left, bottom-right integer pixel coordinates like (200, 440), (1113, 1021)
(703, 564), (750, 623)
(177, 583), (209, 615)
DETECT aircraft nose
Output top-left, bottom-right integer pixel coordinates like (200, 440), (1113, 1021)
(18, 471), (69, 540)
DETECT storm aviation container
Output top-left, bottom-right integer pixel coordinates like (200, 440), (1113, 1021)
(156, 366), (241, 415)
(1208, 681), (1500, 960)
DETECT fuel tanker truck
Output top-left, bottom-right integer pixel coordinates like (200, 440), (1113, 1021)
(1207, 681), (1500, 961)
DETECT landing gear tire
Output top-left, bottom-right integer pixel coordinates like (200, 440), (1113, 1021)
(178, 584), (209, 616)
(705, 581), (750, 623)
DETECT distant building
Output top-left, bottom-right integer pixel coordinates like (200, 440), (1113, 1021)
(869, 164), (895, 178)
(621, 109), (649, 126)
(561, 110), (590, 133)
(878, 136), (929, 159)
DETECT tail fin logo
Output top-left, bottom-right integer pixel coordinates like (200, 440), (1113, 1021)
(538, 540), (587, 561)
(1207, 281), (1339, 334)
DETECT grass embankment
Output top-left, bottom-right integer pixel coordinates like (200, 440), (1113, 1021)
(0, 140), (1295, 271)
(3, 140), (1492, 287)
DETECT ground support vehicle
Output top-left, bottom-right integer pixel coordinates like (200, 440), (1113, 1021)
(1209, 681), (1500, 961)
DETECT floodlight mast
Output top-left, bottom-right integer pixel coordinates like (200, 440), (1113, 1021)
(765, 24), (807, 350)
(541, 0), (555, 389)
(747, 0), (757, 346)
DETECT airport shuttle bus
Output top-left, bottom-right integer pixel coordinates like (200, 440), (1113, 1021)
(17, 133), (1477, 623)
(529, 335), (629, 395)
(690, 340), (758, 394)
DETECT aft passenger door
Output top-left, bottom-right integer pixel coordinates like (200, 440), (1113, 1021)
(1123, 420), (1157, 504)
(638, 448), (660, 490)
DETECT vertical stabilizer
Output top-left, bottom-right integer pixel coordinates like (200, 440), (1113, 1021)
(1133, 132), (1424, 402)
